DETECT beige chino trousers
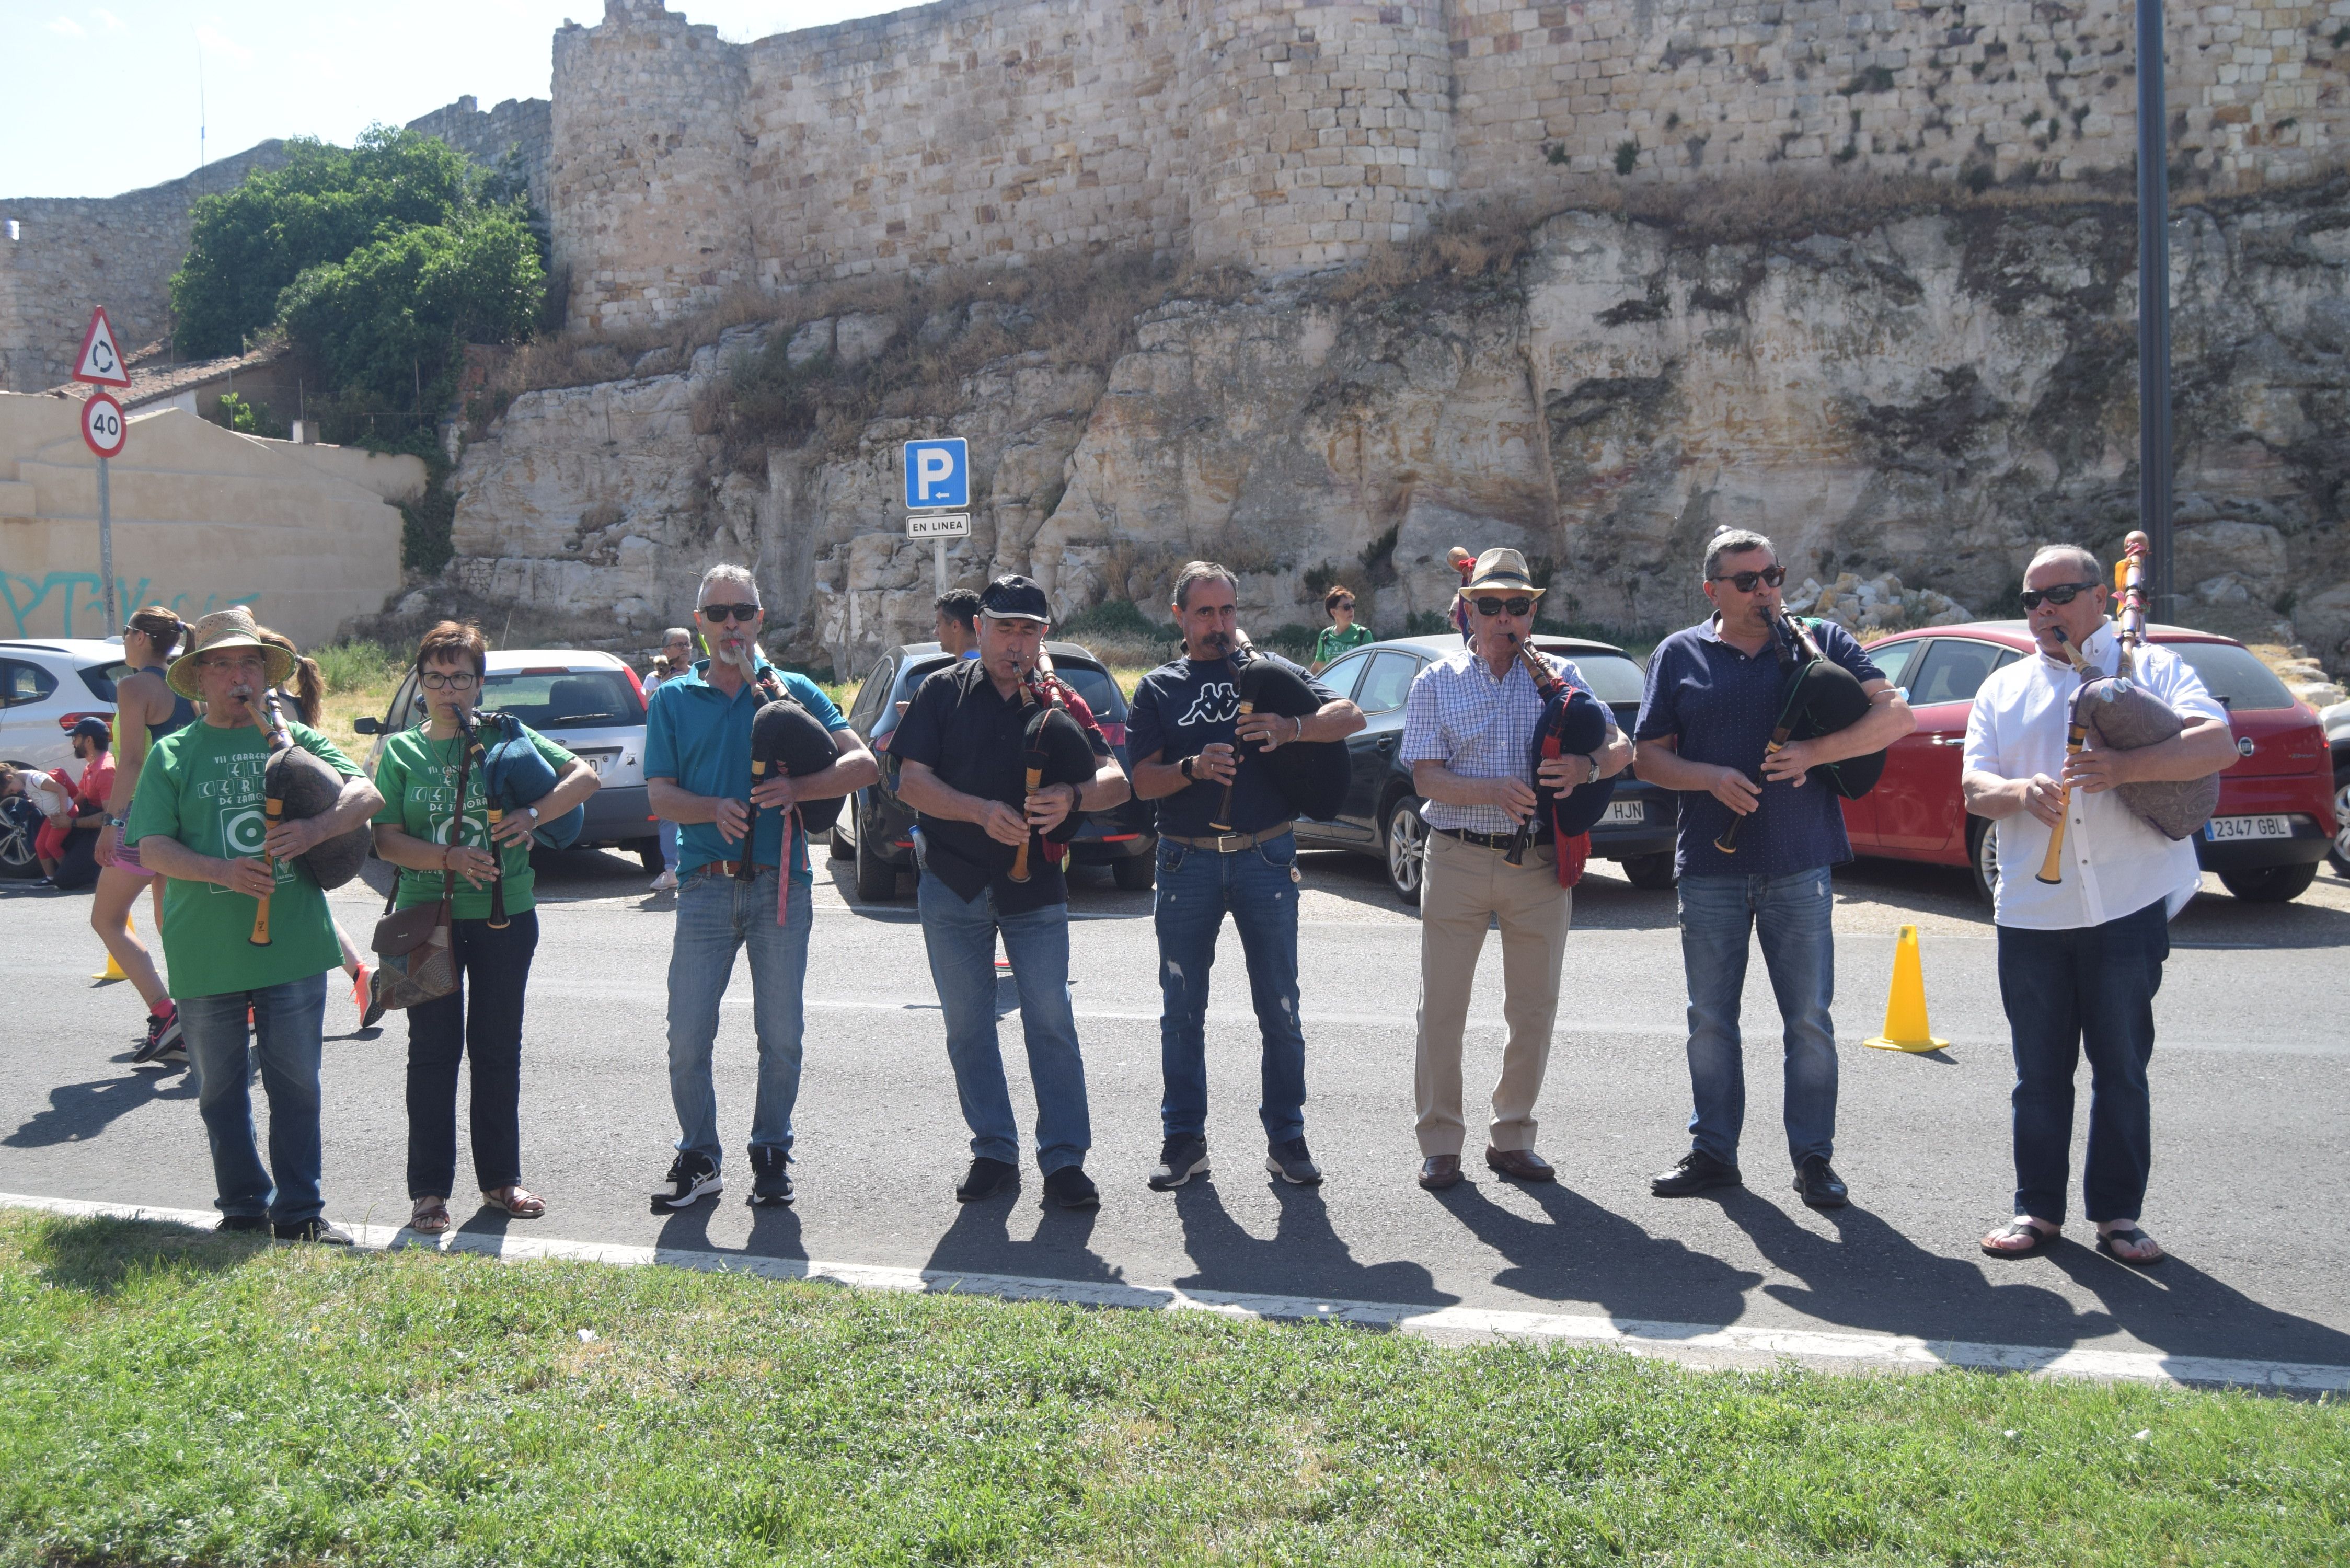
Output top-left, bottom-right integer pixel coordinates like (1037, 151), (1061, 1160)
(1414, 828), (1574, 1156)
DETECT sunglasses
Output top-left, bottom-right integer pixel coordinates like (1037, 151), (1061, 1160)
(2020, 581), (2100, 610)
(699, 602), (762, 624)
(1471, 596), (1537, 618)
(1708, 566), (1787, 592)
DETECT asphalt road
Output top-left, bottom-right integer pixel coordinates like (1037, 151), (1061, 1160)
(5, 843), (2347, 1374)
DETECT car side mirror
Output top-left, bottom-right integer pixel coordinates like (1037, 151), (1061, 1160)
(352, 716), (381, 735)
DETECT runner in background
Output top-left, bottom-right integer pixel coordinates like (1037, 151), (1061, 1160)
(98, 606), (196, 1065)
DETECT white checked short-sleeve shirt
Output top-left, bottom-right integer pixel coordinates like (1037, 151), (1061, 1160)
(1962, 623), (2227, 931)
(1400, 642), (1614, 835)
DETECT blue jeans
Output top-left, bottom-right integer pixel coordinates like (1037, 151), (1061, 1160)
(917, 870), (1090, 1173)
(1677, 869), (1839, 1169)
(665, 867), (812, 1169)
(1997, 898), (2169, 1224)
(180, 972), (329, 1225)
(658, 820), (679, 872)
(1154, 831), (1307, 1144)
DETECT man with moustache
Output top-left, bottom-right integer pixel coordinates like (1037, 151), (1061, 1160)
(1400, 548), (1632, 1191)
(1633, 529), (1914, 1209)
(644, 564), (879, 1212)
(124, 608), (383, 1242)
(1963, 544), (2234, 1267)
(1127, 562), (1363, 1191)
(893, 575), (1131, 1207)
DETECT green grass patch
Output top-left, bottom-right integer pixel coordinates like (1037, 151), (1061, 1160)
(2, 1212), (2343, 1565)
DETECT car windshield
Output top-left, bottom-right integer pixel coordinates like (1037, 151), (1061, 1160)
(481, 669), (643, 729)
(2169, 641), (2296, 711)
(1561, 652), (1646, 705)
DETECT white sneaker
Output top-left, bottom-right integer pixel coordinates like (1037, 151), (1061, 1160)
(650, 869), (678, 892)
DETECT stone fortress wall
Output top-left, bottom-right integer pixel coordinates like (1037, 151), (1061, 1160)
(551, 0), (2350, 331)
(402, 94), (556, 215)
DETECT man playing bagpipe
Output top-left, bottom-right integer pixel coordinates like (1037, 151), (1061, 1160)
(893, 575), (1132, 1208)
(1633, 530), (1913, 1209)
(1127, 562), (1364, 1191)
(644, 564), (879, 1212)
(124, 608), (383, 1243)
(1400, 549), (1632, 1191)
(1963, 542), (2234, 1267)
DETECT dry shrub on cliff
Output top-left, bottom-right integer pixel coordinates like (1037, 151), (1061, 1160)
(1322, 199), (1539, 304)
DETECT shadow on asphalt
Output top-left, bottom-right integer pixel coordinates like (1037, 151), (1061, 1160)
(1435, 1177), (1761, 1329)
(1170, 1179), (1458, 1310)
(5, 1062), (194, 1149)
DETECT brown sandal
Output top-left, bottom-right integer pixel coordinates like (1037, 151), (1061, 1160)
(409, 1196), (451, 1235)
(480, 1185), (546, 1219)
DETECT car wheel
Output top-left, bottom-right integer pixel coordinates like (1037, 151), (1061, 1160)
(2330, 764), (2349, 875)
(2218, 862), (2319, 904)
(0, 800), (39, 878)
(1112, 853), (1156, 892)
(1968, 817), (1999, 905)
(1384, 796), (1428, 907)
(1619, 850), (1676, 891)
(630, 836), (663, 874)
(830, 822), (854, 862)
(854, 802), (897, 902)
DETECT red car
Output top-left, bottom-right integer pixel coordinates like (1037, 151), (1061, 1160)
(1844, 621), (2337, 904)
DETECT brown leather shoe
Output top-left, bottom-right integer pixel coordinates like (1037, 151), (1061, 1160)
(1484, 1146), (1556, 1183)
(1417, 1154), (1462, 1190)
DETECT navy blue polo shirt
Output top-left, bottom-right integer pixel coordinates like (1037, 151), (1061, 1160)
(1634, 616), (1883, 880)
(643, 659), (846, 880)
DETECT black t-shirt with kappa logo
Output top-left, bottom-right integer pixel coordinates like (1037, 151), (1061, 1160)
(1127, 652), (1337, 839)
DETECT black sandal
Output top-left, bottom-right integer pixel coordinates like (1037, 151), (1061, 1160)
(1980, 1217), (2057, 1259)
(2095, 1226), (2164, 1267)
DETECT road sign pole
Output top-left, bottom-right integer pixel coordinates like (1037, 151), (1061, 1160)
(935, 538), (947, 596)
(2136, 0), (2174, 620)
(97, 456), (117, 629)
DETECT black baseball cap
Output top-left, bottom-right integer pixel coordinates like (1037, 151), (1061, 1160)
(978, 575), (1051, 624)
(71, 717), (112, 741)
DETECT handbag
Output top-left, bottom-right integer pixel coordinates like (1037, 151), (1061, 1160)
(364, 724), (474, 1013)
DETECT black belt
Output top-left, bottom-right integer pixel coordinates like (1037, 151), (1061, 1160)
(1436, 826), (1552, 851)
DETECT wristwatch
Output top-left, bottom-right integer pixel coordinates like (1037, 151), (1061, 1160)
(1586, 750), (1605, 779)
(1179, 756), (1195, 782)
(107, 816), (128, 830)
(525, 805), (540, 823)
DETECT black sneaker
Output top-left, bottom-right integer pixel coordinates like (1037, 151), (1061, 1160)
(1147, 1135), (1210, 1192)
(650, 1152), (721, 1212)
(273, 1217), (354, 1245)
(955, 1157), (1019, 1203)
(1793, 1155), (1849, 1210)
(132, 1006), (183, 1064)
(359, 971), (390, 1031)
(216, 1214), (270, 1234)
(748, 1146), (794, 1207)
(1042, 1166), (1100, 1209)
(1650, 1149), (1743, 1198)
(1265, 1137), (1323, 1186)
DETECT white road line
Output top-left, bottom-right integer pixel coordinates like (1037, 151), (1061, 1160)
(8, 1192), (2343, 1394)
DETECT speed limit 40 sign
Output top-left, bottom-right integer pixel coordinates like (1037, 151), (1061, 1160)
(81, 392), (127, 459)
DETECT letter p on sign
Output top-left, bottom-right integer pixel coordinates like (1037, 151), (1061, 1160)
(903, 437), (969, 510)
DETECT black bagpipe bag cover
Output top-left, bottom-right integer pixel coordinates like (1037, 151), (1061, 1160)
(1531, 685), (1620, 836)
(751, 696), (847, 835)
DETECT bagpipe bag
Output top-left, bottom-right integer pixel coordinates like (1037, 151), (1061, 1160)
(1530, 684), (1620, 836)
(750, 695), (847, 836)
(1234, 655), (1350, 822)
(262, 744), (371, 890)
(1776, 622), (1886, 800)
(1023, 704), (1100, 847)
(477, 713), (586, 849)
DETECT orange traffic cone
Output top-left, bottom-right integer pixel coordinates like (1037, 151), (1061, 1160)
(1863, 924), (1949, 1053)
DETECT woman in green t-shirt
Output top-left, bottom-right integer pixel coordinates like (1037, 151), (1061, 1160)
(370, 621), (600, 1236)
(1310, 584), (1375, 672)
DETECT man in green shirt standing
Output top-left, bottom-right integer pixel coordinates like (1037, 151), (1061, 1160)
(125, 608), (382, 1243)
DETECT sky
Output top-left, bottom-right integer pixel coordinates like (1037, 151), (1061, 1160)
(2, 1), (901, 200)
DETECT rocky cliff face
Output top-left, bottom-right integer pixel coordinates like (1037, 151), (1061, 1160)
(433, 184), (2350, 677)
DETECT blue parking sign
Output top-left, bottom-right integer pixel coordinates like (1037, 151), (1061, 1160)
(903, 437), (969, 510)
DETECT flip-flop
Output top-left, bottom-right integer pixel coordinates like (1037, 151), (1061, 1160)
(409, 1197), (451, 1235)
(2095, 1226), (2165, 1267)
(1980, 1217), (2057, 1259)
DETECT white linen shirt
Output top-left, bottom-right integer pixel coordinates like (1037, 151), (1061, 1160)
(1962, 623), (2226, 931)
(1400, 642), (1612, 835)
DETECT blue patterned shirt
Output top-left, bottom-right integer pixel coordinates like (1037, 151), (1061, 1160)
(1400, 642), (1611, 835)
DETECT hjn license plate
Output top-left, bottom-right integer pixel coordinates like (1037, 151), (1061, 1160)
(1604, 800), (1645, 825)
(2205, 814), (2291, 842)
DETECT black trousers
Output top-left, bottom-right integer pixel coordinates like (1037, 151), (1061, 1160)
(406, 910), (538, 1199)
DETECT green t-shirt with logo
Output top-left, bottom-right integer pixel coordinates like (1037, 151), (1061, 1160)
(125, 719), (361, 1001)
(1314, 621), (1375, 665)
(370, 722), (576, 921)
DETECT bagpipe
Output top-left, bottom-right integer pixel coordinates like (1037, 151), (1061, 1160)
(739, 661), (849, 919)
(2035, 531), (2219, 883)
(249, 688), (370, 946)
(452, 708), (588, 930)
(1505, 639), (1618, 879)
(1205, 636), (1350, 832)
(1713, 612), (1886, 856)
(1010, 651), (1100, 883)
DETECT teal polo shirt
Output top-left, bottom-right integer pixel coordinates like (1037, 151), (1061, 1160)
(643, 659), (847, 880)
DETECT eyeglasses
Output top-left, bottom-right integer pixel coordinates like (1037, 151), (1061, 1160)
(1708, 566), (1787, 592)
(1471, 596), (1537, 618)
(699, 602), (761, 624)
(419, 671), (479, 689)
(2020, 581), (2100, 610)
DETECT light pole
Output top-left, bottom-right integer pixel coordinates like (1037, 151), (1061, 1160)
(2135, 0), (2175, 620)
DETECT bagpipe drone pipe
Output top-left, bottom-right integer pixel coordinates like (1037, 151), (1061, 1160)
(1713, 614), (1886, 855)
(1206, 640), (1350, 832)
(250, 689), (370, 945)
(1010, 673), (1101, 883)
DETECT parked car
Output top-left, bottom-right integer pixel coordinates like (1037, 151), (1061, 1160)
(1, 638), (128, 877)
(2325, 698), (2350, 875)
(833, 640), (1156, 901)
(1293, 632), (1677, 906)
(354, 649), (660, 869)
(1850, 621), (2337, 904)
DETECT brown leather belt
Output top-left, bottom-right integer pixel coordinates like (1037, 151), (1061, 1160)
(1159, 823), (1295, 854)
(1436, 826), (1552, 851)
(693, 859), (775, 878)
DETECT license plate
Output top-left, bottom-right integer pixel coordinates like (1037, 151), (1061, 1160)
(2205, 814), (2291, 842)
(1604, 800), (1645, 825)
(577, 751), (620, 777)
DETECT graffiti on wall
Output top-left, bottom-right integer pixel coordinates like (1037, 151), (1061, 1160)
(1, 572), (260, 638)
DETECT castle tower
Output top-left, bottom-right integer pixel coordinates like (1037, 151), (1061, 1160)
(1181, 0), (1455, 273)
(548, 0), (755, 333)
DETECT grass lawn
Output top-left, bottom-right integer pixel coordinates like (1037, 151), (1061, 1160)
(2, 1213), (2342, 1566)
